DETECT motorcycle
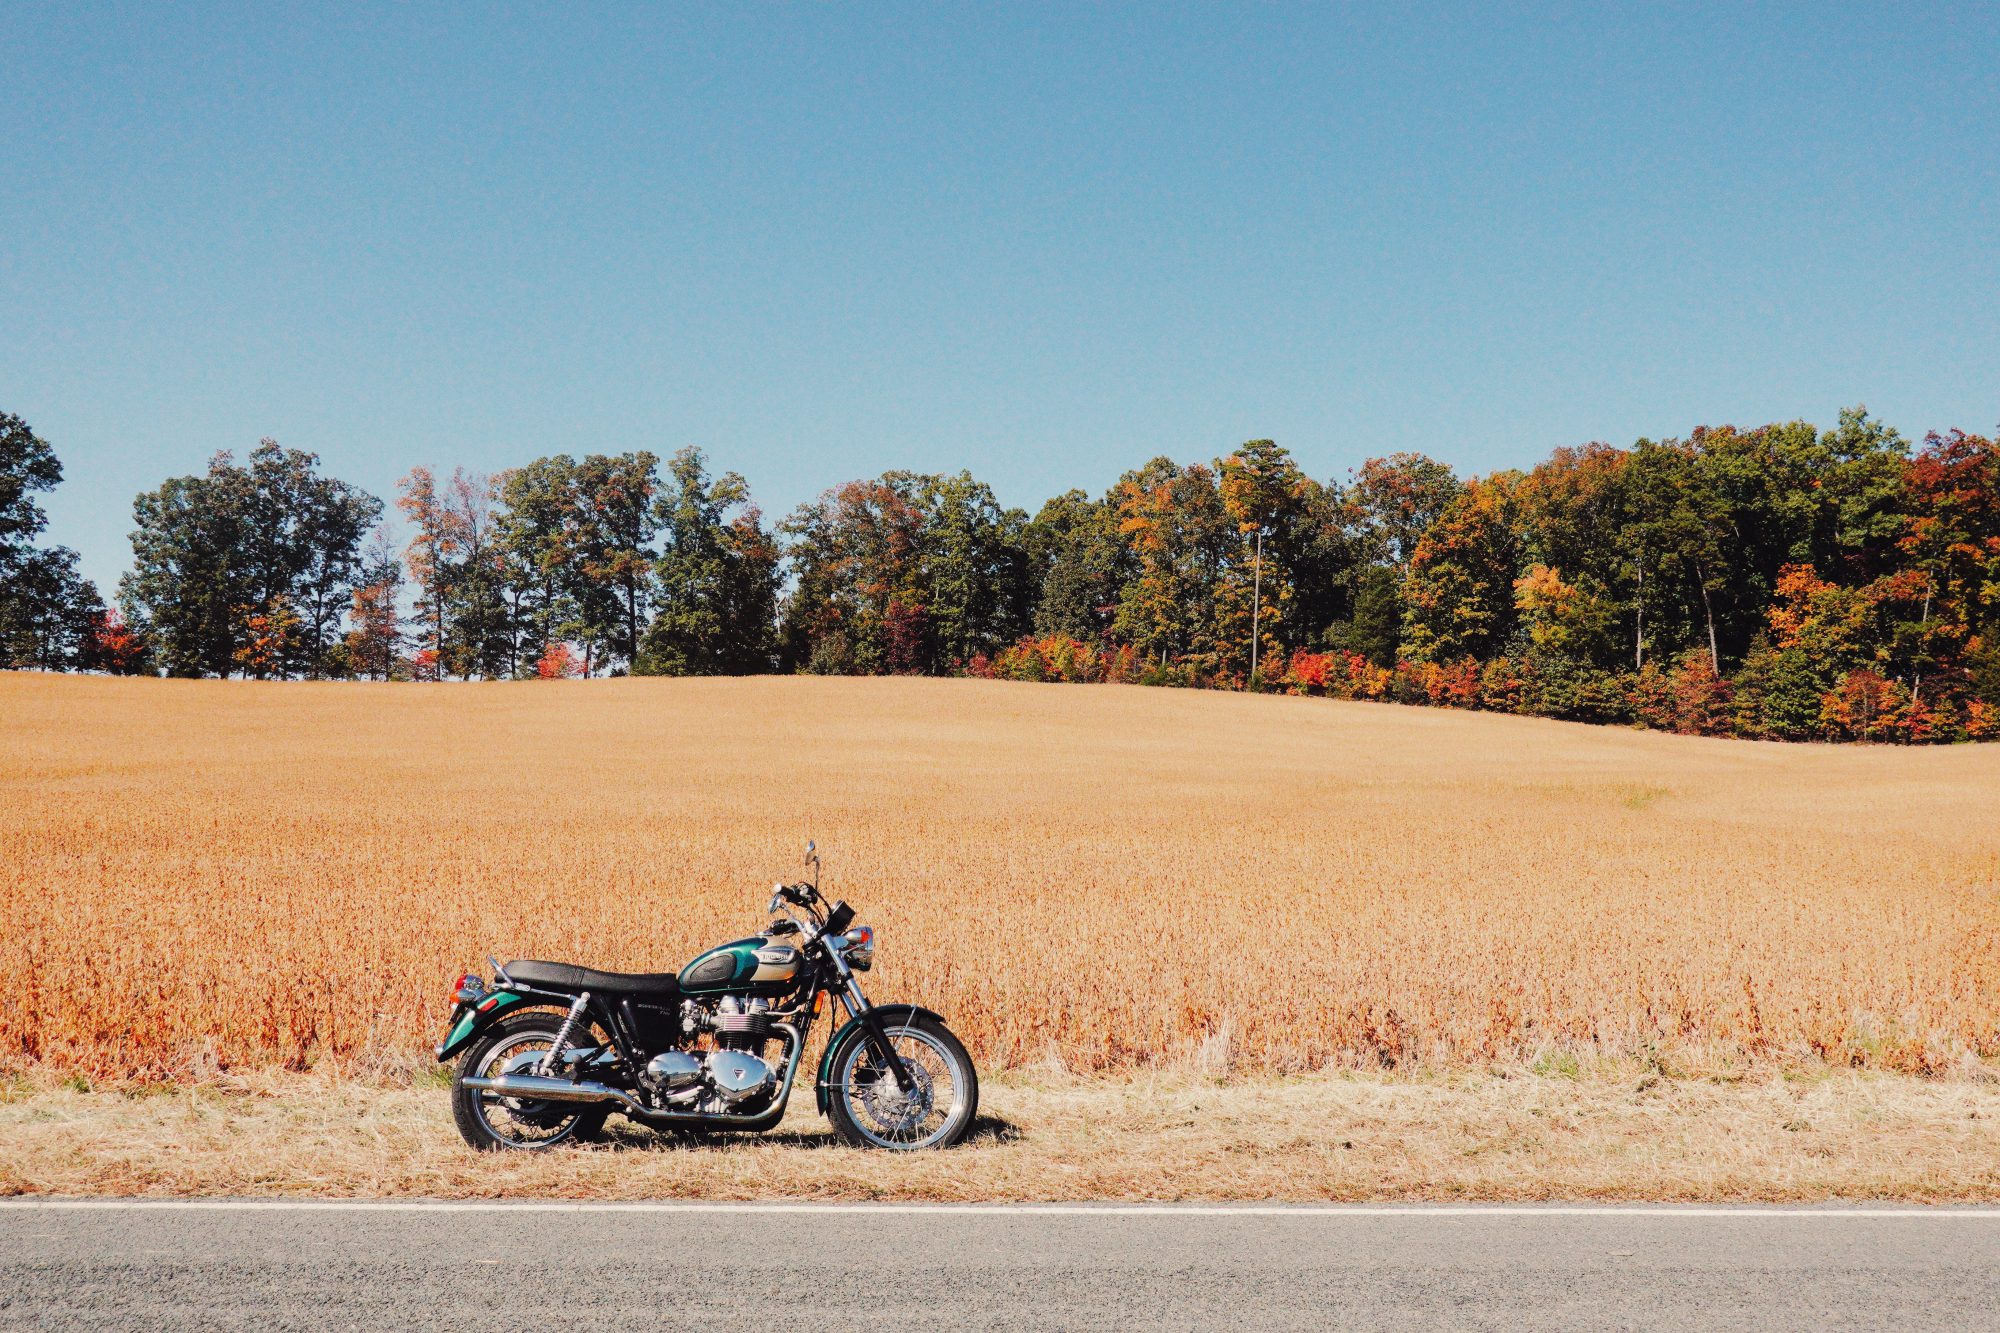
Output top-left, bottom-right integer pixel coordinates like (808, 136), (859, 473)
(435, 844), (978, 1152)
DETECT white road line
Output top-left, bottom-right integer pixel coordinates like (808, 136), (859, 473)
(1, 1201), (1997, 1217)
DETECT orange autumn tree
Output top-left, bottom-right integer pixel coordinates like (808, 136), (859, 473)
(232, 598), (302, 679)
(535, 641), (582, 679)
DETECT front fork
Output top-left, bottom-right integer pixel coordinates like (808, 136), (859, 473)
(828, 953), (917, 1093)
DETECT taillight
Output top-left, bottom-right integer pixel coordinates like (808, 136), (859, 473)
(451, 972), (486, 1005)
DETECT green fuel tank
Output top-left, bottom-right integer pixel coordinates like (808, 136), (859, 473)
(677, 936), (800, 996)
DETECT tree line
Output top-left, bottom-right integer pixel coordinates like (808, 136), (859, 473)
(2, 405), (1996, 742)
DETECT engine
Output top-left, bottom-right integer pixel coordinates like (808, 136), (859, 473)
(644, 996), (779, 1111)
(691, 994), (773, 1050)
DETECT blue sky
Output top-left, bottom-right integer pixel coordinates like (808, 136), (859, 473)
(6, 3), (1997, 595)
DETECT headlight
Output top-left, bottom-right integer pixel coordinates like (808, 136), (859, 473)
(844, 924), (875, 971)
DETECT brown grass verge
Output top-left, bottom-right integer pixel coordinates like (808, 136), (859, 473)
(5, 1068), (1997, 1202)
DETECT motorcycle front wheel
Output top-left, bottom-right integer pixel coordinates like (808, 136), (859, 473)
(826, 1014), (978, 1150)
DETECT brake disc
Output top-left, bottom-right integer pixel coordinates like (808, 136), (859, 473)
(860, 1057), (935, 1132)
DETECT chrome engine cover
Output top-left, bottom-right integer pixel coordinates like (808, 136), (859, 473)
(645, 1050), (704, 1097)
(705, 1049), (775, 1103)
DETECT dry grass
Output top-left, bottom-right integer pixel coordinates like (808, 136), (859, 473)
(3, 672), (1999, 1080)
(5, 1066), (1998, 1201)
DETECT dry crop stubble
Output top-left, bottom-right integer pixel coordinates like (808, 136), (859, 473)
(2, 672), (1998, 1080)
(6, 1067), (2000, 1201)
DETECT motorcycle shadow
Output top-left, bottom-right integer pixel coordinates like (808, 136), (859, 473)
(595, 1113), (1023, 1152)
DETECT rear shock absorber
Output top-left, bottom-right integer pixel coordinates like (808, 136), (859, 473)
(539, 991), (592, 1077)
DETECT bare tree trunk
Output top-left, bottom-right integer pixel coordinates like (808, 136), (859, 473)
(1911, 580), (1932, 697)
(1634, 555), (1645, 671)
(1250, 529), (1262, 687)
(627, 581), (640, 670)
(1695, 561), (1720, 673)
(505, 590), (519, 680)
(1701, 584), (1720, 673)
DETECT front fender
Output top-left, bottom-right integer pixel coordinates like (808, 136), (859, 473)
(435, 991), (530, 1062)
(814, 1003), (945, 1115)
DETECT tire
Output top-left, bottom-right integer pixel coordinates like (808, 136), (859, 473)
(825, 1014), (979, 1150)
(451, 1011), (613, 1152)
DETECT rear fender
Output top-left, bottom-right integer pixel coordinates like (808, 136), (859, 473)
(435, 990), (530, 1062)
(814, 1003), (944, 1115)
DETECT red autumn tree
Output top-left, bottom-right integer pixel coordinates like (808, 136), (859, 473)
(535, 641), (582, 679)
(85, 608), (147, 675)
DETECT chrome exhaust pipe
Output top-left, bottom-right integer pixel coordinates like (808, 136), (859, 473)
(460, 1073), (647, 1115)
(460, 1021), (804, 1128)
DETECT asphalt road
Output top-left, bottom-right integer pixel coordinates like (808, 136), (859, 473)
(1, 1201), (1996, 1330)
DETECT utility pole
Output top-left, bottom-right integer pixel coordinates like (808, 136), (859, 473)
(1250, 527), (1263, 688)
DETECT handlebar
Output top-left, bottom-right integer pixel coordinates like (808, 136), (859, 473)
(767, 881), (826, 929)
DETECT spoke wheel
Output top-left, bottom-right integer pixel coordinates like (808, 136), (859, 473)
(827, 1016), (978, 1150)
(451, 1012), (610, 1152)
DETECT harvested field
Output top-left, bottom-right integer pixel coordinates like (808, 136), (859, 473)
(3, 673), (1998, 1079)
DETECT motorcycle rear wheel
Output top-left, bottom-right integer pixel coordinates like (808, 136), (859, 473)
(452, 1011), (612, 1152)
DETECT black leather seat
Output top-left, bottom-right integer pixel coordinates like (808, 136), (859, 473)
(506, 960), (681, 997)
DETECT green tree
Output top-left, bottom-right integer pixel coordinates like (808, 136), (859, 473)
(1217, 440), (1315, 680)
(1285, 476), (1364, 649)
(0, 413), (108, 670)
(570, 452), (660, 673)
(1898, 430), (2000, 695)
(1345, 453), (1462, 568)
(123, 455), (254, 677)
(495, 455), (585, 672)
(120, 441), (377, 679)
(1815, 406), (1910, 578)
(1025, 488), (1128, 643)
(231, 440), (382, 676)
(0, 412), (62, 574)
(1400, 475), (1521, 662)
(1319, 451), (1462, 671)
(1, 546), (105, 670)
(779, 475), (927, 674)
(639, 447), (778, 674)
(1514, 443), (1635, 670)
(911, 471), (1031, 669)
(1688, 422), (1829, 665)
(777, 469), (1025, 675)
(440, 469), (511, 679)
(1623, 439), (1732, 672)
(1513, 563), (1616, 663)
(1111, 458), (1233, 674)
(1326, 564), (1403, 667)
